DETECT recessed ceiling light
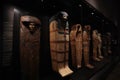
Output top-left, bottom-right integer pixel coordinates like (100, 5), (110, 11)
(91, 12), (94, 15)
(78, 4), (82, 7)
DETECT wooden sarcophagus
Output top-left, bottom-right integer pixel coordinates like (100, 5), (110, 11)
(92, 30), (101, 61)
(70, 24), (83, 68)
(20, 15), (41, 80)
(98, 33), (104, 59)
(106, 32), (112, 54)
(75, 24), (83, 68)
(102, 35), (108, 56)
(49, 20), (73, 77)
(83, 25), (94, 69)
(70, 24), (77, 68)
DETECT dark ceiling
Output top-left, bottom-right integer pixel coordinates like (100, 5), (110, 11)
(4, 0), (81, 15)
(3, 0), (119, 32)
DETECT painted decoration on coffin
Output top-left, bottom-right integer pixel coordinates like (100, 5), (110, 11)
(21, 16), (41, 34)
(83, 25), (94, 69)
(20, 15), (41, 80)
(70, 24), (83, 68)
(92, 30), (101, 61)
(49, 11), (73, 77)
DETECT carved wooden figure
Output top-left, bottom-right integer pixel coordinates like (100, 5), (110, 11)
(49, 11), (73, 77)
(20, 15), (41, 80)
(83, 25), (94, 69)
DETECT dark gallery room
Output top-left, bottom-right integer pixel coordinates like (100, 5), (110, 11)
(1, 0), (120, 80)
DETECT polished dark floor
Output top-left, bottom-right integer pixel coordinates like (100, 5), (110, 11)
(105, 62), (120, 80)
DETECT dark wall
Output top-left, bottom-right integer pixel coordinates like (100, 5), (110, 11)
(85, 0), (120, 39)
(2, 5), (54, 79)
(2, 5), (14, 67)
(85, 0), (118, 24)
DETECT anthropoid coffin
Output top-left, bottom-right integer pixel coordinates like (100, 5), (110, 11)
(49, 20), (73, 77)
(70, 24), (83, 68)
(20, 15), (41, 80)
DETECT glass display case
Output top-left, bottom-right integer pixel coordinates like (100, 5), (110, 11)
(2, 0), (119, 80)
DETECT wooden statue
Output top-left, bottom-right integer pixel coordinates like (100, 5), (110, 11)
(98, 33), (104, 59)
(49, 11), (73, 77)
(92, 30), (101, 61)
(20, 15), (41, 80)
(83, 25), (94, 69)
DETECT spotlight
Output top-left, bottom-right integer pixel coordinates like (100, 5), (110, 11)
(14, 8), (20, 13)
(41, 0), (44, 2)
(91, 12), (94, 15)
(78, 4), (82, 7)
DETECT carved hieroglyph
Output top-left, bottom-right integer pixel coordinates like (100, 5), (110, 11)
(49, 19), (73, 77)
(20, 15), (41, 80)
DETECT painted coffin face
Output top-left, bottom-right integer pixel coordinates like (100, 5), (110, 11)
(21, 16), (41, 34)
(60, 11), (68, 20)
(28, 22), (39, 34)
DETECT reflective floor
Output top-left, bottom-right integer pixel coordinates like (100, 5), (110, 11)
(106, 62), (120, 80)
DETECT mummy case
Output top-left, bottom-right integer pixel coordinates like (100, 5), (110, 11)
(83, 25), (94, 69)
(102, 35), (108, 56)
(92, 30), (101, 61)
(20, 16), (41, 80)
(98, 33), (104, 59)
(75, 24), (83, 68)
(106, 32), (112, 54)
(70, 24), (77, 68)
(70, 24), (82, 68)
(49, 11), (73, 77)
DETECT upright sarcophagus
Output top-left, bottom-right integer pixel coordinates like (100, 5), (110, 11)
(75, 24), (83, 68)
(92, 30), (101, 61)
(98, 33), (104, 59)
(106, 32), (112, 54)
(83, 25), (94, 69)
(70, 24), (82, 68)
(20, 15), (41, 80)
(49, 11), (73, 77)
(70, 24), (77, 68)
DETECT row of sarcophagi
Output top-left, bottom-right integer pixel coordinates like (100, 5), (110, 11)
(20, 11), (112, 79)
